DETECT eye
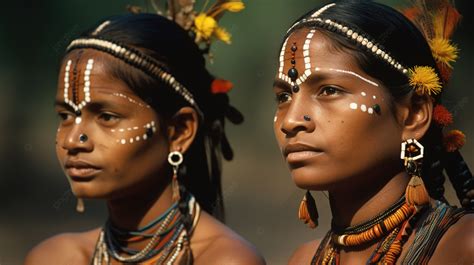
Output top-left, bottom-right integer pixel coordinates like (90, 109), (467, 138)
(98, 112), (120, 124)
(275, 92), (292, 104)
(318, 86), (343, 97)
(57, 111), (73, 122)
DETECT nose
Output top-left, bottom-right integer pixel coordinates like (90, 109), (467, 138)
(61, 122), (93, 154)
(280, 96), (315, 137)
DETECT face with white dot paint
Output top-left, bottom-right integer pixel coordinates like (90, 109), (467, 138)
(55, 49), (172, 199)
(273, 29), (405, 192)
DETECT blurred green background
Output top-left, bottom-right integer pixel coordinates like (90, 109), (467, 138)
(0, 1), (472, 264)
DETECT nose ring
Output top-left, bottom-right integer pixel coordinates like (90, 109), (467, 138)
(303, 115), (311, 121)
(79, 134), (88, 143)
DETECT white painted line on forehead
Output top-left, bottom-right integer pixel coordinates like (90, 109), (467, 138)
(313, 67), (379, 87)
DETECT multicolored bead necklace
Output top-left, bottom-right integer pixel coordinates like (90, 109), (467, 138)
(311, 196), (425, 265)
(92, 195), (200, 264)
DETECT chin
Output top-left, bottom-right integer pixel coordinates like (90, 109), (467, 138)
(69, 181), (109, 199)
(290, 166), (334, 190)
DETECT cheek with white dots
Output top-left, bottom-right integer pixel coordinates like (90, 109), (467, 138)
(111, 121), (157, 145)
(349, 91), (380, 115)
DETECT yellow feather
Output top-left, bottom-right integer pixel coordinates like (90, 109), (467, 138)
(429, 37), (458, 68)
(409, 66), (442, 95)
(213, 26), (232, 44)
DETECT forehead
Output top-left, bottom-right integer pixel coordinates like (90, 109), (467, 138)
(57, 49), (136, 97)
(283, 28), (361, 70)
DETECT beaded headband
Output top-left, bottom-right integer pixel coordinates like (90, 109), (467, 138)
(67, 37), (204, 118)
(285, 3), (442, 97)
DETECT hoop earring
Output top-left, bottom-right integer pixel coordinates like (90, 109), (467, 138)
(298, 190), (319, 229)
(168, 151), (183, 202)
(401, 139), (430, 206)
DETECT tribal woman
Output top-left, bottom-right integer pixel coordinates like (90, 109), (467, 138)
(272, 0), (473, 264)
(24, 1), (265, 264)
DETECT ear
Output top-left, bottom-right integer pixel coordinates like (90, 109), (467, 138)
(398, 93), (433, 141)
(167, 107), (199, 153)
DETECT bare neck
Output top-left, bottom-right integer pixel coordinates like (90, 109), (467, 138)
(329, 170), (409, 229)
(106, 183), (174, 231)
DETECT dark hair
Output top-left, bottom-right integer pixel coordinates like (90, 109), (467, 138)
(67, 13), (244, 228)
(285, 0), (472, 208)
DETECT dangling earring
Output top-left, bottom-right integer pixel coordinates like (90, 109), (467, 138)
(298, 190), (319, 229)
(168, 150), (183, 202)
(401, 139), (430, 206)
(76, 197), (85, 213)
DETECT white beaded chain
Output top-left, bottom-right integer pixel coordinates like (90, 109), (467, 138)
(63, 58), (94, 113)
(281, 2), (410, 88)
(278, 29), (316, 87)
(67, 38), (204, 118)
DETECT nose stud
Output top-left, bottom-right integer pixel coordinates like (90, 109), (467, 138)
(79, 134), (88, 143)
(304, 115), (311, 121)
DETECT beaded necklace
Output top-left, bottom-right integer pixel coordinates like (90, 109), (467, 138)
(91, 195), (201, 265)
(311, 196), (423, 265)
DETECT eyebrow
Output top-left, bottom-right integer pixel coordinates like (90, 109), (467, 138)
(54, 99), (124, 111)
(273, 79), (291, 90)
(318, 68), (379, 87)
(274, 68), (379, 89)
(273, 73), (331, 90)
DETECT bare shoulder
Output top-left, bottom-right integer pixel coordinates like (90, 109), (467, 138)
(288, 239), (320, 265)
(192, 212), (265, 265)
(24, 228), (100, 265)
(430, 212), (474, 264)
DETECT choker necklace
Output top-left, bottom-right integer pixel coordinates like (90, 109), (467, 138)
(311, 196), (426, 265)
(92, 194), (201, 265)
(331, 196), (406, 235)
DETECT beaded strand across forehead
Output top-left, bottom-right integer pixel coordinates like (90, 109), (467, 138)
(67, 38), (204, 118)
(287, 3), (410, 77)
(63, 58), (95, 124)
(278, 29), (317, 91)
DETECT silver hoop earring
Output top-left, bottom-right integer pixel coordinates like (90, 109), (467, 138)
(168, 151), (183, 201)
(168, 151), (183, 170)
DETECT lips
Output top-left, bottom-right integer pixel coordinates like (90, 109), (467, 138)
(283, 143), (324, 163)
(64, 159), (101, 179)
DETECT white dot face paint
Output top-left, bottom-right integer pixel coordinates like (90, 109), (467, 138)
(373, 95), (377, 99)
(368, 107), (374, 114)
(361, 104), (367, 112)
(274, 115), (278, 123)
(350, 103), (358, 110)
(112, 93), (151, 109)
(75, 117), (82, 124)
(361, 92), (367, 96)
(112, 120), (157, 145)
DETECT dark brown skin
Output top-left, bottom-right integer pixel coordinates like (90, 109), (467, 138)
(24, 49), (265, 265)
(273, 29), (474, 264)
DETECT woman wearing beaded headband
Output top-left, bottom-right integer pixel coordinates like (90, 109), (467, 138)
(273, 0), (473, 264)
(24, 2), (265, 265)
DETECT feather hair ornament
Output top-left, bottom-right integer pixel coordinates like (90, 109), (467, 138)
(134, 1), (244, 48)
(403, 0), (466, 152)
(402, 0), (461, 83)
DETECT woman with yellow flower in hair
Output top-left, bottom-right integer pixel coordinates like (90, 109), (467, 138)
(24, 1), (265, 264)
(272, 0), (473, 264)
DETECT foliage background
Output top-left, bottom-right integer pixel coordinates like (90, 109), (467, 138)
(0, 0), (472, 264)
